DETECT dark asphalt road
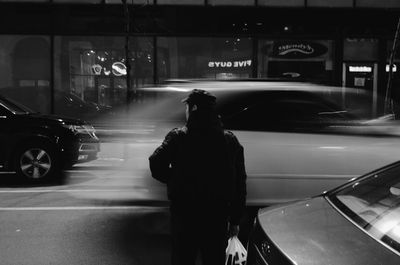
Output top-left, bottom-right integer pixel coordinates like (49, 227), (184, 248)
(0, 141), (256, 265)
(0, 207), (170, 265)
(0, 150), (173, 265)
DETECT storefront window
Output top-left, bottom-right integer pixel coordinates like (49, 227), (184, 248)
(208, 0), (255, 5)
(386, 40), (400, 118)
(157, 37), (252, 82)
(157, 0), (203, 4)
(386, 40), (400, 73)
(343, 38), (379, 118)
(257, 39), (335, 84)
(53, 0), (101, 3)
(105, 0), (154, 3)
(0, 35), (51, 114)
(344, 38), (379, 61)
(54, 36), (154, 120)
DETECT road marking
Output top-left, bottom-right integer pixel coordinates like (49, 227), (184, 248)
(0, 206), (168, 211)
(66, 173), (147, 178)
(96, 158), (125, 161)
(0, 189), (150, 193)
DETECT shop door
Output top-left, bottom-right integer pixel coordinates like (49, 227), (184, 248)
(268, 61), (326, 80)
(384, 63), (400, 118)
(343, 62), (378, 118)
(97, 77), (110, 106)
(97, 77), (127, 107)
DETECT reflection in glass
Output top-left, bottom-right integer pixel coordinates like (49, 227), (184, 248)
(0, 35), (51, 114)
(54, 36), (154, 121)
(331, 165), (400, 253)
(157, 37), (253, 82)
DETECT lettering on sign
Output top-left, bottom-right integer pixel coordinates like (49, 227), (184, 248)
(349, 66), (372, 73)
(278, 44), (314, 55)
(208, 60), (252, 68)
(271, 41), (328, 59)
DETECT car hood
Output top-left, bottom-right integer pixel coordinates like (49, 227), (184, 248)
(258, 197), (399, 265)
(16, 113), (86, 126)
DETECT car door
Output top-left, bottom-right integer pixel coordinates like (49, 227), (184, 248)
(0, 103), (11, 170)
(222, 91), (400, 205)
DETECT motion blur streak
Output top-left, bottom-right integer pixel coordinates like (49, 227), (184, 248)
(63, 92), (190, 204)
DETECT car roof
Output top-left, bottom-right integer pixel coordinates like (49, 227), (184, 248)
(142, 79), (363, 95)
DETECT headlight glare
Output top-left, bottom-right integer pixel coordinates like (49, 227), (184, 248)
(63, 124), (94, 135)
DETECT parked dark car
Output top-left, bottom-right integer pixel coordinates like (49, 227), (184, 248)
(247, 161), (400, 265)
(0, 95), (100, 181)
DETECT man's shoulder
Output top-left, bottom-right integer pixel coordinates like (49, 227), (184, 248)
(166, 126), (188, 139)
(223, 130), (241, 146)
(223, 130), (237, 140)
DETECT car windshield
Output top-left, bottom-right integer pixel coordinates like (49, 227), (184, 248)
(328, 164), (400, 254)
(0, 96), (33, 114)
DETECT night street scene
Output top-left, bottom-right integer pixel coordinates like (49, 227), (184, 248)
(2, 1), (400, 264)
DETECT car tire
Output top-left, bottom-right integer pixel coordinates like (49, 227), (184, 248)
(14, 142), (60, 182)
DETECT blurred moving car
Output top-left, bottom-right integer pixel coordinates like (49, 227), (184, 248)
(137, 80), (400, 205)
(0, 95), (100, 181)
(246, 161), (400, 265)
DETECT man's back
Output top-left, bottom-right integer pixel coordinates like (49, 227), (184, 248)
(148, 89), (247, 265)
(165, 127), (239, 205)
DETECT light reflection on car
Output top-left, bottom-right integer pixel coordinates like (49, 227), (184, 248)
(247, 161), (400, 265)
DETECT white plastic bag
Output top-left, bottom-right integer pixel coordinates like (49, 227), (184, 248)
(225, 236), (247, 265)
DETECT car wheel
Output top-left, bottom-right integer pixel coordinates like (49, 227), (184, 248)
(15, 143), (60, 181)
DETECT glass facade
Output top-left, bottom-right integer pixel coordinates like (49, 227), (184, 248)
(0, 1), (397, 123)
(0, 35), (51, 114)
(0, 33), (395, 122)
(386, 40), (400, 118)
(343, 38), (380, 118)
(157, 37), (252, 82)
(344, 38), (379, 61)
(54, 36), (154, 120)
(258, 39), (335, 83)
(0, 35), (392, 121)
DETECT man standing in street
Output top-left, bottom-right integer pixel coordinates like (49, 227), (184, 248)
(149, 89), (247, 265)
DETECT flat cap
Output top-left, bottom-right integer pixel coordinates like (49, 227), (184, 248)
(182, 89), (216, 107)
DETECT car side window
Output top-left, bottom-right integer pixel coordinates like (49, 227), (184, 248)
(275, 99), (340, 125)
(222, 92), (350, 133)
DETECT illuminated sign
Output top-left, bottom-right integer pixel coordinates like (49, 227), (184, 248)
(282, 72), (301, 78)
(386, 64), (397, 73)
(112, 62), (127, 76)
(91, 62), (127, 76)
(279, 44), (314, 55)
(92, 64), (102, 75)
(349, 66), (372, 73)
(208, 60), (252, 68)
(271, 41), (328, 59)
